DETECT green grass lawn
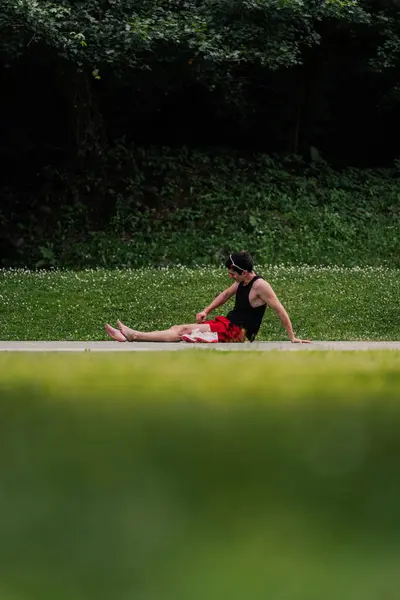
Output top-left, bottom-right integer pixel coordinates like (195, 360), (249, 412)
(1, 351), (400, 600)
(1, 265), (399, 341)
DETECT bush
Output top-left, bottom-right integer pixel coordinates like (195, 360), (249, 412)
(2, 145), (400, 268)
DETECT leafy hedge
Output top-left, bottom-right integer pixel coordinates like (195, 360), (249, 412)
(2, 145), (400, 268)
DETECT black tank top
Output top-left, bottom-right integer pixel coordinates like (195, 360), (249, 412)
(226, 275), (266, 342)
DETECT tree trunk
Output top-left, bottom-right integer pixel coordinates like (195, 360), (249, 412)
(65, 67), (107, 164)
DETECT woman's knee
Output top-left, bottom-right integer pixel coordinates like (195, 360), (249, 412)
(170, 324), (192, 336)
(170, 324), (185, 336)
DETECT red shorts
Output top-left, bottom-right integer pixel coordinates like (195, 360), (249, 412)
(203, 316), (246, 343)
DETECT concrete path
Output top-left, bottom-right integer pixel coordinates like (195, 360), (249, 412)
(1, 341), (400, 352)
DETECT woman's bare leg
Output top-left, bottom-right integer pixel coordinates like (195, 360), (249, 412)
(115, 320), (211, 342)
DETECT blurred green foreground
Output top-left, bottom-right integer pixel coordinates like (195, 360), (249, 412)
(1, 351), (400, 600)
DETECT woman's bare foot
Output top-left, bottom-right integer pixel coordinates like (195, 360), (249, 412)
(105, 323), (127, 342)
(117, 319), (139, 342)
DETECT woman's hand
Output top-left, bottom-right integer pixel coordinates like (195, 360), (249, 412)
(196, 311), (208, 323)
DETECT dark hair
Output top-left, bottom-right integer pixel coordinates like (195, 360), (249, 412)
(225, 250), (254, 273)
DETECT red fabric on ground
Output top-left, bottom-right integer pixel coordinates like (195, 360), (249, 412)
(203, 316), (246, 343)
